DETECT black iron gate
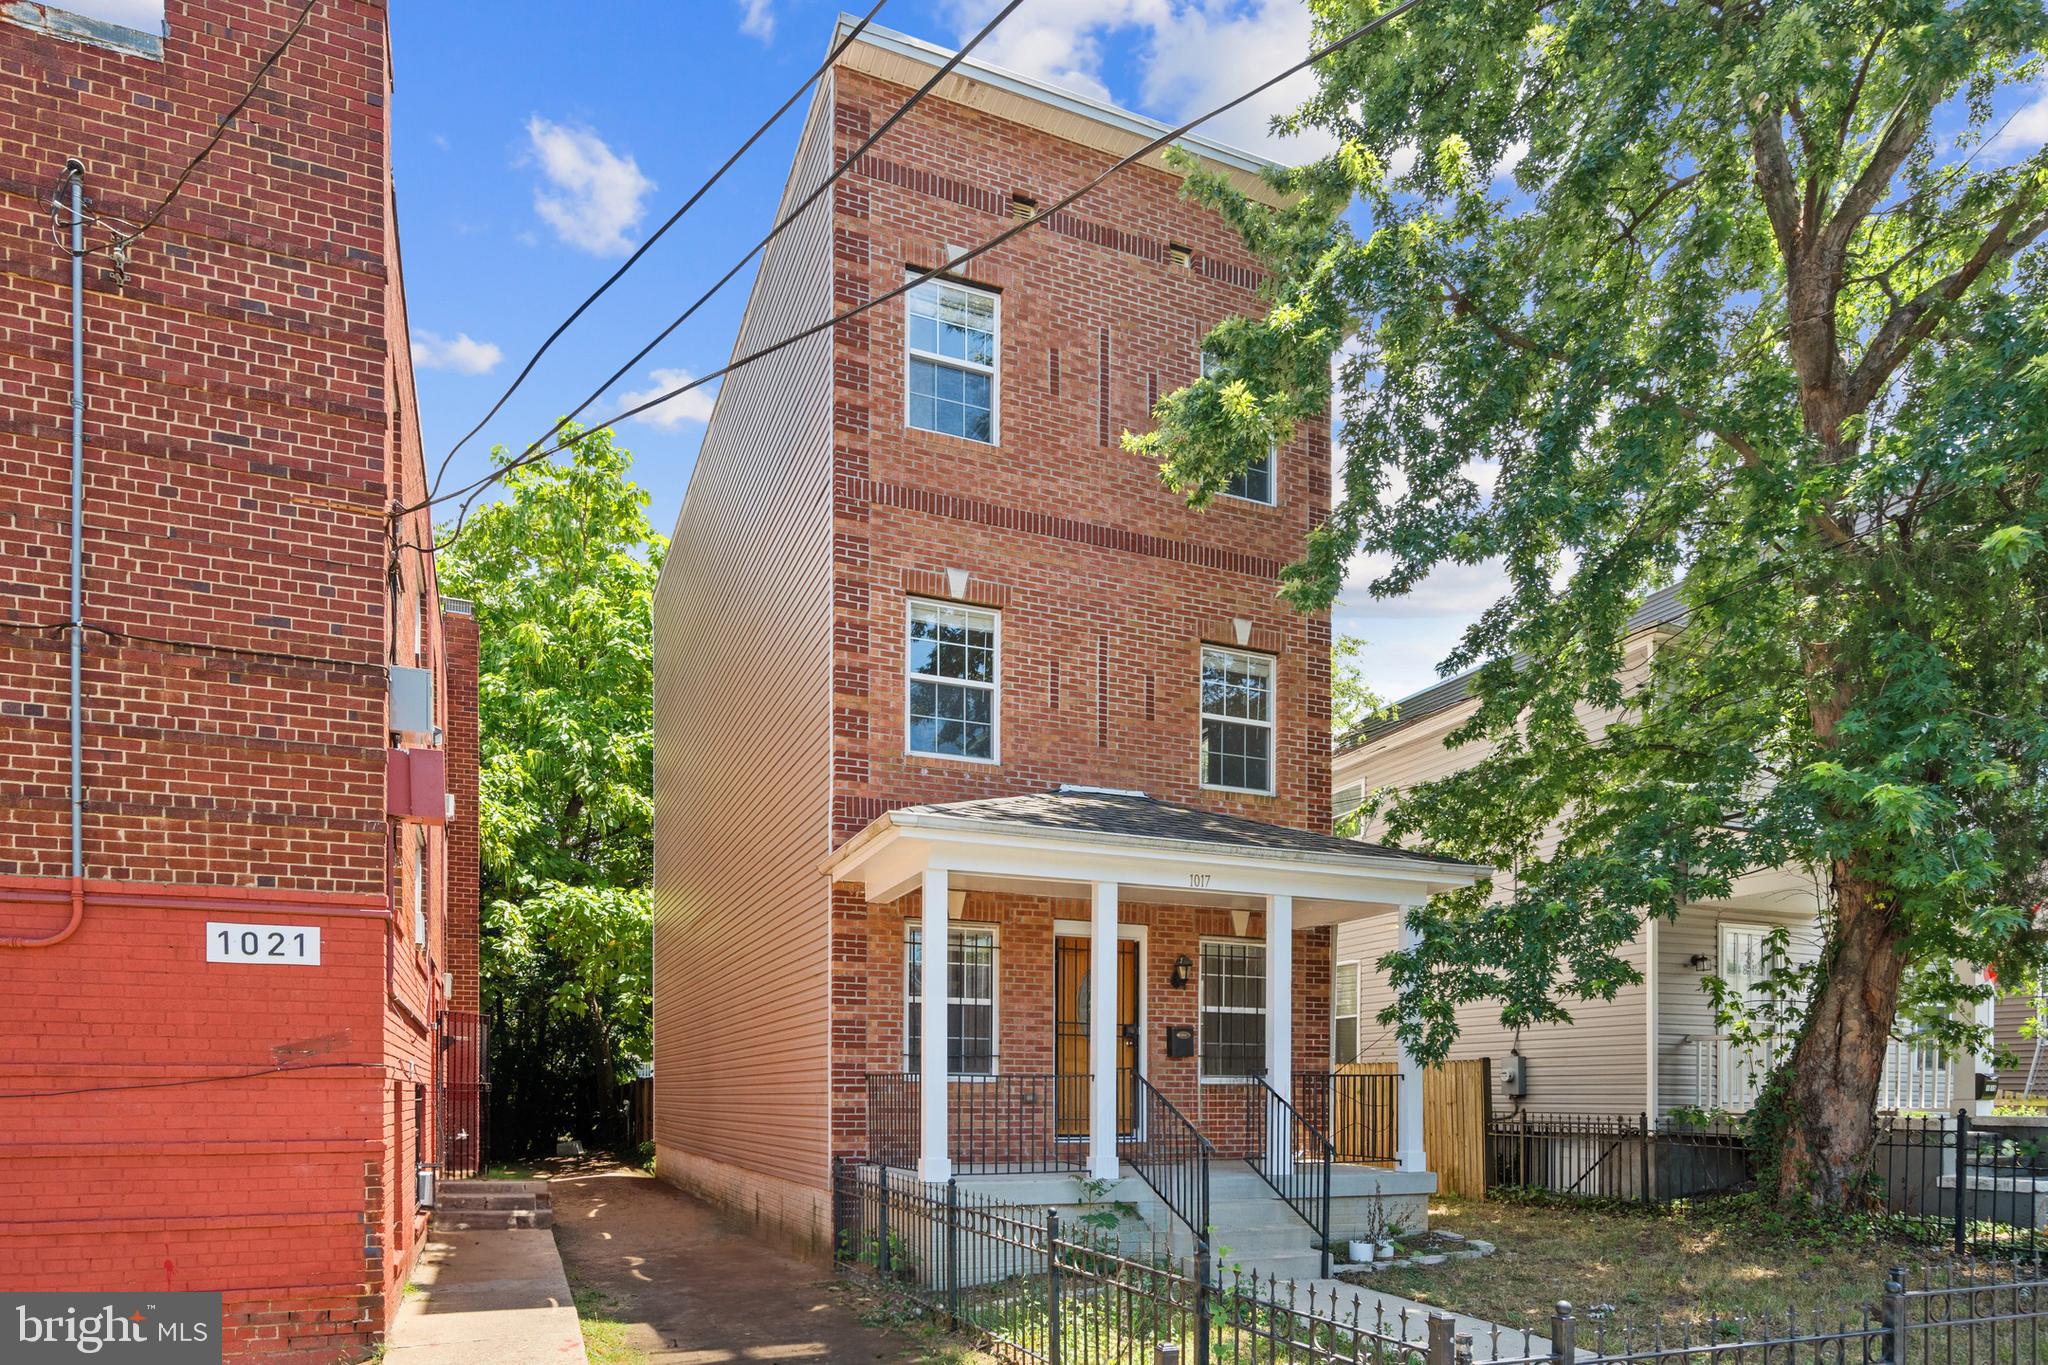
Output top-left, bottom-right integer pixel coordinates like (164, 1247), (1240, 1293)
(436, 1009), (489, 1179)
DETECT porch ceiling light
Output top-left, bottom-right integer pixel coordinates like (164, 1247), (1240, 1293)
(1170, 954), (1193, 989)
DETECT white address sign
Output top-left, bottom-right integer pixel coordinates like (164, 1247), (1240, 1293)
(207, 922), (321, 965)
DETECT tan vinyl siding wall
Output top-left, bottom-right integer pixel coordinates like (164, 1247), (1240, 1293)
(1654, 902), (1822, 1115)
(1335, 649), (1670, 1116)
(651, 83), (839, 1239)
(1995, 992), (2045, 1093)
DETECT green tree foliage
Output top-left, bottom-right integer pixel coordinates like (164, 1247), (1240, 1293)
(1134, 0), (2048, 1203)
(1331, 633), (1390, 738)
(438, 426), (665, 1156)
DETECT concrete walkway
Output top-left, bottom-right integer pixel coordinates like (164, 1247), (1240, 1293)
(387, 1227), (590, 1365)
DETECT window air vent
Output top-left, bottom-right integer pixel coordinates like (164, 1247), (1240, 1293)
(1167, 242), (1193, 268)
(1009, 193), (1038, 220)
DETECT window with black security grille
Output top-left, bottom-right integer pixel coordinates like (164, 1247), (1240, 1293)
(1200, 941), (1266, 1078)
(906, 926), (997, 1075)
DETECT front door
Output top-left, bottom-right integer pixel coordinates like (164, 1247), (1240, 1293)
(1054, 936), (1138, 1137)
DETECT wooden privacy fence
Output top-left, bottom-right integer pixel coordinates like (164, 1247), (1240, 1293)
(1332, 1059), (1491, 1199)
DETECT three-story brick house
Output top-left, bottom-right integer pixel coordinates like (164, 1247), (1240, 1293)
(651, 19), (1483, 1271)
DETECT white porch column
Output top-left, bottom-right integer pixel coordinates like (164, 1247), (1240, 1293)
(919, 867), (952, 1182)
(1088, 882), (1120, 1181)
(1394, 906), (1429, 1173)
(1265, 894), (1294, 1110)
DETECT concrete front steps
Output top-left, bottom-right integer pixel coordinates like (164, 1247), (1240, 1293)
(431, 1179), (554, 1231)
(1204, 1168), (1329, 1282)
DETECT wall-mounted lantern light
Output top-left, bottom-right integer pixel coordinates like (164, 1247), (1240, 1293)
(1169, 954), (1193, 990)
(1686, 953), (1711, 970)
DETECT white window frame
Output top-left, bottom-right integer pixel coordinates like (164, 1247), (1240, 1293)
(1333, 960), (1361, 1065)
(905, 922), (1000, 1077)
(905, 597), (1001, 765)
(411, 827), (428, 947)
(905, 272), (1000, 445)
(1197, 936), (1267, 1084)
(1199, 347), (1276, 506)
(1333, 784), (1365, 822)
(1199, 645), (1276, 796)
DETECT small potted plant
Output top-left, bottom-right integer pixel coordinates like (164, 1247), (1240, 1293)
(1349, 1192), (1389, 1263)
(1377, 1218), (1403, 1263)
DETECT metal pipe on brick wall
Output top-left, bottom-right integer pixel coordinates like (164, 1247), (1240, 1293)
(5, 158), (90, 950)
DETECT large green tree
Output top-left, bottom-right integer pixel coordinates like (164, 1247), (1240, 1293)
(1136, 0), (2048, 1203)
(438, 426), (664, 1156)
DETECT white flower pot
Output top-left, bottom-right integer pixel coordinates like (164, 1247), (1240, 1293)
(1346, 1239), (1372, 1263)
(1376, 1241), (1398, 1261)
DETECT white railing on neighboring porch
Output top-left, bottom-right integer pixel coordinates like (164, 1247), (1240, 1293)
(1681, 1034), (1953, 1114)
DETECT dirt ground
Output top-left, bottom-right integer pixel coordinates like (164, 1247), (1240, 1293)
(545, 1156), (976, 1364)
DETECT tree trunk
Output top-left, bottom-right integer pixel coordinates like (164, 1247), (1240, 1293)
(1770, 861), (1909, 1205)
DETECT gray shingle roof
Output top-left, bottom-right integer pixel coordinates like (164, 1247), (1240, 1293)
(1337, 583), (1689, 752)
(889, 788), (1480, 867)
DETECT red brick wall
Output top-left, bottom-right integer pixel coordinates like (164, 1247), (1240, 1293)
(827, 68), (1332, 842)
(821, 71), (1334, 1165)
(442, 605), (480, 1016)
(0, 2), (467, 1356)
(833, 886), (1330, 1163)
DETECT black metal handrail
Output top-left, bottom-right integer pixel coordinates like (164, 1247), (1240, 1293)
(1294, 1069), (1398, 1167)
(864, 1072), (1089, 1174)
(1244, 1074), (1334, 1278)
(1118, 1069), (1212, 1246)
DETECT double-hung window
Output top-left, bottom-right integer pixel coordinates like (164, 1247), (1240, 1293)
(908, 599), (998, 761)
(1200, 941), (1266, 1079)
(1199, 349), (1274, 504)
(1200, 646), (1274, 793)
(1333, 961), (1360, 1064)
(906, 274), (997, 443)
(906, 925), (997, 1075)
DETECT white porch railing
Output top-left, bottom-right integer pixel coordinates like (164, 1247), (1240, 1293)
(1679, 1034), (1953, 1114)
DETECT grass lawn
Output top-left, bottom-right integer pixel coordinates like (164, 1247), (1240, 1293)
(569, 1284), (649, 1365)
(477, 1158), (545, 1180)
(1350, 1194), (1959, 1342)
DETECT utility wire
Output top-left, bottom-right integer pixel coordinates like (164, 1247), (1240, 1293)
(400, 0), (1429, 541)
(428, 0), (892, 496)
(0, 1060), (382, 1102)
(419, 0), (1031, 545)
(87, 0), (321, 257)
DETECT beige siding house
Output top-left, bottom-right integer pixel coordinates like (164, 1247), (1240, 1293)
(1334, 587), (1999, 1119)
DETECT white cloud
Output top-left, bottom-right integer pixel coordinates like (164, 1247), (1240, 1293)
(524, 116), (655, 256)
(740, 0), (775, 42)
(412, 331), (503, 376)
(1987, 80), (2048, 162)
(948, 0), (1335, 159)
(619, 368), (718, 430)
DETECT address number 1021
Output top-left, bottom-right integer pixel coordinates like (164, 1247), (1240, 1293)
(206, 921), (321, 965)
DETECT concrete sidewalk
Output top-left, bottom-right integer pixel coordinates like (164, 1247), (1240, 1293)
(386, 1227), (590, 1365)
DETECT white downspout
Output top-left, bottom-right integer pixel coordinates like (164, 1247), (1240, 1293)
(6, 158), (89, 950)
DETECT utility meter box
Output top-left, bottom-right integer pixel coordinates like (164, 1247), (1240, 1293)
(1501, 1053), (1528, 1099)
(389, 665), (434, 734)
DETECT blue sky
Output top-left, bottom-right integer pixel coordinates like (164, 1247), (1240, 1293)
(65, 1), (2048, 704)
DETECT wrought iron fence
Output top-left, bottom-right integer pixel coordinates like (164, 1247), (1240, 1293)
(834, 1160), (2048, 1364)
(866, 1072), (1091, 1174)
(1296, 1070), (1399, 1167)
(833, 1157), (1501, 1363)
(1118, 1070), (1212, 1239)
(1243, 1075), (1336, 1279)
(435, 1008), (488, 1179)
(1487, 1112), (1750, 1204)
(1488, 1109), (2048, 1261)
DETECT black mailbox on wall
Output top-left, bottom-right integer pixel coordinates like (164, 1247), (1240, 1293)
(1164, 1025), (1195, 1058)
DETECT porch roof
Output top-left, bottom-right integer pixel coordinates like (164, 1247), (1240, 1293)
(824, 788), (1488, 923)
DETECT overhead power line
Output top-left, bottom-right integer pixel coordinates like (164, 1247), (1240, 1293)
(428, 0), (893, 495)
(89, 0), (321, 257)
(401, 0), (1428, 541)
(429, 0), (1030, 539)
